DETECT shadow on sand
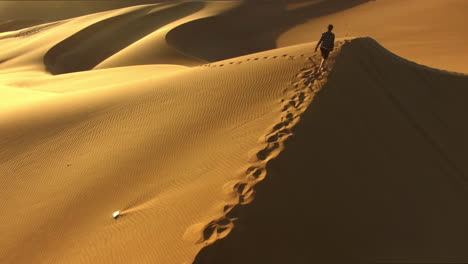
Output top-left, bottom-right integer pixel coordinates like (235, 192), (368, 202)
(44, 2), (204, 75)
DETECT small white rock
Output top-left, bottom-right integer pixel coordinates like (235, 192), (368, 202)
(113, 211), (120, 219)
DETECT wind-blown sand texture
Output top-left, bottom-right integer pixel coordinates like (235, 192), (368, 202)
(1, 1), (467, 263)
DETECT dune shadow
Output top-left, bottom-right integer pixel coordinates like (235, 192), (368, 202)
(166, 0), (372, 62)
(0, 19), (44, 34)
(44, 2), (204, 75)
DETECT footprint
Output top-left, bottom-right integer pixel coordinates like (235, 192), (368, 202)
(271, 122), (284, 131)
(267, 134), (278, 143)
(256, 142), (280, 161)
(246, 167), (265, 181)
(234, 182), (250, 195)
(205, 219), (232, 241)
(238, 188), (255, 204)
(202, 222), (217, 241)
(304, 78), (315, 87)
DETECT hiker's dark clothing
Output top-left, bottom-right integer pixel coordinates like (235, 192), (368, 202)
(320, 48), (330, 59)
(319, 31), (335, 51)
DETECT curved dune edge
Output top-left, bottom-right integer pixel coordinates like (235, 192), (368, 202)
(94, 1), (240, 70)
(43, 3), (205, 74)
(0, 5), (154, 72)
(183, 40), (345, 249)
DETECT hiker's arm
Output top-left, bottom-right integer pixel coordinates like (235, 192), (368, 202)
(315, 39), (322, 52)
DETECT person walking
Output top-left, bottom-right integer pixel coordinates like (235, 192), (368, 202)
(314, 24), (335, 72)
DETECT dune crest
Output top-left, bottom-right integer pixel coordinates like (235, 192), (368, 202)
(183, 44), (342, 248)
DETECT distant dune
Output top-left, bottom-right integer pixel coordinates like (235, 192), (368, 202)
(279, 0), (468, 73)
(0, 1), (467, 263)
(0, 1), (167, 31)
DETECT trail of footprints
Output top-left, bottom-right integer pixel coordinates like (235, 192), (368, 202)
(201, 54), (306, 68)
(188, 56), (329, 246)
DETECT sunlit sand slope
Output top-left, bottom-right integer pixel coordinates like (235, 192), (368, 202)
(194, 38), (468, 264)
(0, 37), (335, 263)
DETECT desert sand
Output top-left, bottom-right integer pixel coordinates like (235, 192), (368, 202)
(0, 1), (467, 263)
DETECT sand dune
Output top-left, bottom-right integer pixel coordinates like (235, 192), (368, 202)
(0, 1), (166, 32)
(94, 1), (240, 70)
(1, 1), (467, 263)
(44, 2), (206, 74)
(194, 38), (468, 263)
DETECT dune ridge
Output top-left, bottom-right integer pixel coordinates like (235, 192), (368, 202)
(184, 43), (343, 247)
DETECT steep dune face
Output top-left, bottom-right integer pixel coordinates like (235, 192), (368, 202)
(194, 38), (468, 263)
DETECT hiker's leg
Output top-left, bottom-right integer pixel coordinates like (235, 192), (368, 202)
(319, 48), (328, 71)
(319, 56), (328, 71)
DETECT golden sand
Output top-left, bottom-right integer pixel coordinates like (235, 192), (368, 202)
(1, 1), (467, 263)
